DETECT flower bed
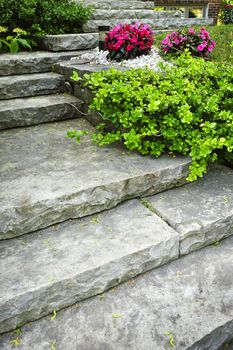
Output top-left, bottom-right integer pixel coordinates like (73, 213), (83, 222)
(105, 23), (154, 61)
(161, 27), (216, 57)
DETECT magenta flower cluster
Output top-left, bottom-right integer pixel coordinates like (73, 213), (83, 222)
(161, 27), (216, 57)
(105, 23), (154, 61)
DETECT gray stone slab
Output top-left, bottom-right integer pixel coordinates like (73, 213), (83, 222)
(54, 60), (125, 82)
(145, 165), (233, 256)
(42, 33), (98, 52)
(0, 199), (179, 334)
(84, 18), (213, 32)
(0, 234), (232, 349)
(91, 9), (177, 20)
(0, 73), (65, 100)
(0, 50), (90, 76)
(0, 94), (83, 130)
(84, 0), (155, 9)
(0, 118), (191, 239)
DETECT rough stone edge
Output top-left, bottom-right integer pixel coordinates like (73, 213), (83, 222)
(1, 159), (190, 240)
(0, 95), (84, 131)
(0, 51), (92, 76)
(0, 223), (179, 334)
(42, 33), (99, 52)
(188, 319), (233, 350)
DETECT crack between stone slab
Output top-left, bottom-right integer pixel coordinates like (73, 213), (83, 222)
(140, 198), (183, 257)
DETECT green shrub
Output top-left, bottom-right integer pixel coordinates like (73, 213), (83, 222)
(70, 52), (233, 181)
(0, 0), (93, 49)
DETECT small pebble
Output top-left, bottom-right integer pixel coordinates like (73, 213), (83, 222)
(71, 47), (170, 71)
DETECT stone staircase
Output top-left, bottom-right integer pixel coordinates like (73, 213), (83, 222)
(0, 23), (232, 350)
(80, 0), (213, 33)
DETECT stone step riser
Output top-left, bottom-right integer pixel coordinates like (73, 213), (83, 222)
(84, 1), (155, 9)
(0, 50), (91, 77)
(91, 9), (181, 20)
(42, 33), (99, 52)
(0, 163), (232, 335)
(84, 18), (213, 32)
(0, 95), (83, 131)
(1, 235), (231, 349)
(0, 118), (191, 240)
(0, 73), (66, 100)
(0, 199), (179, 334)
(1, 164), (232, 335)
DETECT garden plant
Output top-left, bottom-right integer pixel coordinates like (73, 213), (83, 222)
(219, 0), (233, 24)
(0, 26), (31, 53)
(105, 23), (154, 61)
(161, 27), (216, 57)
(0, 0), (92, 50)
(68, 51), (233, 181)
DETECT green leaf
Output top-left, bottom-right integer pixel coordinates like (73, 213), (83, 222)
(71, 70), (82, 82)
(51, 308), (57, 321)
(112, 313), (122, 319)
(17, 38), (31, 50)
(10, 39), (19, 54)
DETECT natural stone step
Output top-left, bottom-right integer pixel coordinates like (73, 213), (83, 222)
(84, 17), (213, 32)
(42, 33), (98, 52)
(0, 199), (179, 334)
(144, 165), (233, 256)
(91, 9), (181, 20)
(0, 50), (90, 76)
(54, 61), (125, 83)
(0, 94), (83, 130)
(83, 0), (155, 9)
(0, 118), (191, 239)
(0, 234), (232, 349)
(0, 73), (65, 100)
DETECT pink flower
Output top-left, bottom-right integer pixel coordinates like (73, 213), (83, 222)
(188, 28), (195, 34)
(126, 44), (134, 51)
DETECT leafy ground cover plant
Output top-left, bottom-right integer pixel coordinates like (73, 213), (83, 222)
(0, 0), (92, 49)
(105, 23), (154, 61)
(69, 52), (233, 181)
(154, 24), (233, 64)
(0, 27), (31, 53)
(161, 27), (216, 57)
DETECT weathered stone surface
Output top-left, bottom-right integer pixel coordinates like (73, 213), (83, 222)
(145, 165), (233, 255)
(0, 94), (83, 130)
(0, 50), (89, 76)
(0, 199), (179, 334)
(42, 33), (98, 52)
(0, 118), (191, 239)
(84, 18), (213, 32)
(83, 0), (155, 9)
(91, 9), (181, 20)
(0, 234), (232, 349)
(54, 60), (124, 81)
(0, 73), (65, 100)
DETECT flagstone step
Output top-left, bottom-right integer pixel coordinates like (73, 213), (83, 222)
(144, 164), (233, 255)
(0, 166), (232, 335)
(91, 9), (181, 20)
(0, 73), (66, 100)
(42, 33), (98, 52)
(84, 17), (213, 32)
(0, 94), (83, 130)
(0, 232), (232, 349)
(0, 50), (90, 76)
(83, 0), (155, 9)
(0, 118), (191, 240)
(0, 199), (179, 334)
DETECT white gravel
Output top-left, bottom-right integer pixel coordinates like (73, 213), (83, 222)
(71, 47), (168, 71)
